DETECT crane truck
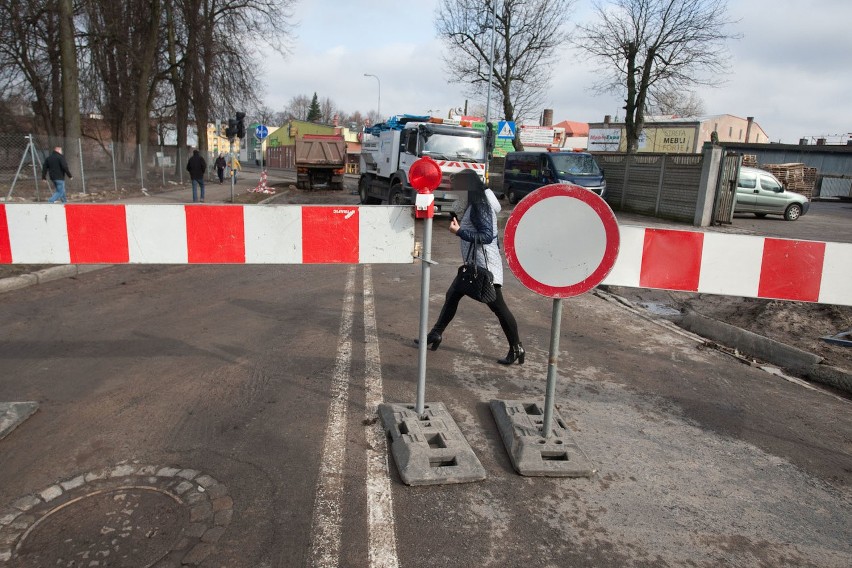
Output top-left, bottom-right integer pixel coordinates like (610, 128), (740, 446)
(358, 114), (495, 213)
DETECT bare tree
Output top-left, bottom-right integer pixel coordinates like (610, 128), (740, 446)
(251, 105), (277, 126)
(435, 0), (574, 150)
(58, 0), (81, 169)
(574, 0), (739, 153)
(648, 88), (705, 118)
(182, 0), (296, 156)
(284, 94), (311, 121)
(80, 0), (164, 170)
(0, 0), (63, 138)
(320, 97), (337, 125)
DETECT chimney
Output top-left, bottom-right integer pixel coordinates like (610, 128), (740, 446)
(745, 116), (754, 143)
(541, 109), (553, 127)
(604, 115), (611, 125)
(817, 138), (826, 146)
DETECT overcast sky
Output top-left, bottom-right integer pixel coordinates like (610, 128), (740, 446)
(258, 0), (851, 144)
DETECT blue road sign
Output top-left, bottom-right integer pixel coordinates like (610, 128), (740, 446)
(497, 121), (516, 139)
(255, 125), (269, 140)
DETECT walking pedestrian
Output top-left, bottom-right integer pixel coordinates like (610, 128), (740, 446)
(417, 169), (524, 364)
(215, 154), (226, 184)
(186, 149), (206, 202)
(230, 155), (241, 183)
(42, 146), (73, 204)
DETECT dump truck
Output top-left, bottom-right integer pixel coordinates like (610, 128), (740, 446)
(358, 114), (495, 213)
(295, 134), (346, 190)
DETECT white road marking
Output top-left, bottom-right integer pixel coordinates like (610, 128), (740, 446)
(362, 266), (400, 567)
(308, 267), (356, 568)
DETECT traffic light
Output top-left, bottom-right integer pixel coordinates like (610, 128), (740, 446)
(236, 112), (246, 139)
(226, 118), (237, 140)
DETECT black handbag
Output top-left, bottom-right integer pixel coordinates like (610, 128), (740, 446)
(453, 236), (497, 304)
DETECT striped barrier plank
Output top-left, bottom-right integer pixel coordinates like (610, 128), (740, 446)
(603, 226), (852, 306)
(0, 204), (415, 265)
(1, 204), (849, 306)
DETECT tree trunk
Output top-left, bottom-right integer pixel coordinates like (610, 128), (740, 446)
(134, 0), (162, 184)
(59, 0), (81, 172)
(166, 1), (188, 176)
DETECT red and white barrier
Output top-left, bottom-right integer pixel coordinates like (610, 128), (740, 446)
(603, 226), (852, 306)
(1, 205), (849, 306)
(0, 204), (415, 265)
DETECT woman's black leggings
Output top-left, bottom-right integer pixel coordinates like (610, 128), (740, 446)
(432, 283), (520, 346)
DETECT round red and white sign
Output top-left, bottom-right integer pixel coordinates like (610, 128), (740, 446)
(504, 184), (620, 298)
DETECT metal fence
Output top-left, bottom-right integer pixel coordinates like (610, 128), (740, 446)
(0, 133), (217, 202)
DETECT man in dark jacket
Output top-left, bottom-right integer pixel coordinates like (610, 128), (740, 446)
(186, 149), (207, 202)
(42, 147), (73, 204)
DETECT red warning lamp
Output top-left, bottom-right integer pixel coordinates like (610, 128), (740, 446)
(409, 156), (441, 219)
(409, 156), (442, 193)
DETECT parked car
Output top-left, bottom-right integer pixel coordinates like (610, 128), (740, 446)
(503, 151), (606, 204)
(735, 166), (810, 221)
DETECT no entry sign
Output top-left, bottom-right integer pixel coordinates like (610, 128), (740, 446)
(504, 184), (620, 298)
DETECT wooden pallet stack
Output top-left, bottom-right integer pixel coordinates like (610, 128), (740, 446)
(759, 163), (816, 198)
(742, 154), (758, 167)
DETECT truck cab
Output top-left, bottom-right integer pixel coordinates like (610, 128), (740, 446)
(358, 115), (493, 213)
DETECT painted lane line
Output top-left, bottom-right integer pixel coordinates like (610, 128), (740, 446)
(308, 266), (356, 568)
(362, 266), (400, 568)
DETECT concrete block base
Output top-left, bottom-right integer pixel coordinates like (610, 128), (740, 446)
(0, 401), (39, 440)
(377, 402), (486, 486)
(490, 399), (595, 477)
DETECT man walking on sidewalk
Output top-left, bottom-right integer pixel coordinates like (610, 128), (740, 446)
(186, 149), (207, 203)
(43, 146), (73, 204)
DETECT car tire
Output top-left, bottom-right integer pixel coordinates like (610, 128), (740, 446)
(784, 203), (802, 221)
(507, 187), (518, 205)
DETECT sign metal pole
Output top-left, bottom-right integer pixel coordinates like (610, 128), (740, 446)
(415, 214), (432, 416)
(541, 297), (563, 438)
(229, 139), (235, 203)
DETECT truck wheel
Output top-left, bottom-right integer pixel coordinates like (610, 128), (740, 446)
(388, 183), (405, 205)
(359, 176), (380, 204)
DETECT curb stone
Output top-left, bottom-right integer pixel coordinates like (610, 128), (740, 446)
(0, 265), (109, 295)
(680, 311), (824, 372)
(596, 289), (852, 397)
(678, 311), (852, 396)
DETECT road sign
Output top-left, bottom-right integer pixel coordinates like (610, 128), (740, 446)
(495, 184), (621, 476)
(255, 125), (269, 140)
(504, 183), (620, 298)
(497, 121), (516, 139)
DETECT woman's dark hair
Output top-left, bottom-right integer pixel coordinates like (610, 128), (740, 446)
(452, 169), (487, 209)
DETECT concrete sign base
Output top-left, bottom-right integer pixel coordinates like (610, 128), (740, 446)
(490, 399), (595, 477)
(0, 401), (39, 441)
(377, 402), (486, 486)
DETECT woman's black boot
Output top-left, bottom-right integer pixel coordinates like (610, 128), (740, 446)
(498, 343), (525, 365)
(414, 329), (443, 351)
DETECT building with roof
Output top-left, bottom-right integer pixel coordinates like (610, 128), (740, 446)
(587, 114), (768, 153)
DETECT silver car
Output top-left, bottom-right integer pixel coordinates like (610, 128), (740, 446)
(735, 166), (810, 221)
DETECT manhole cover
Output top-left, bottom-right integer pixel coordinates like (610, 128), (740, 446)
(15, 487), (185, 567)
(0, 464), (233, 567)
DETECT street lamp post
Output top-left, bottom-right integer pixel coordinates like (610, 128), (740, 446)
(363, 73), (381, 119)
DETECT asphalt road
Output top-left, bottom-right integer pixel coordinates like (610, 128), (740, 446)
(0, 193), (850, 566)
(728, 200), (852, 243)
